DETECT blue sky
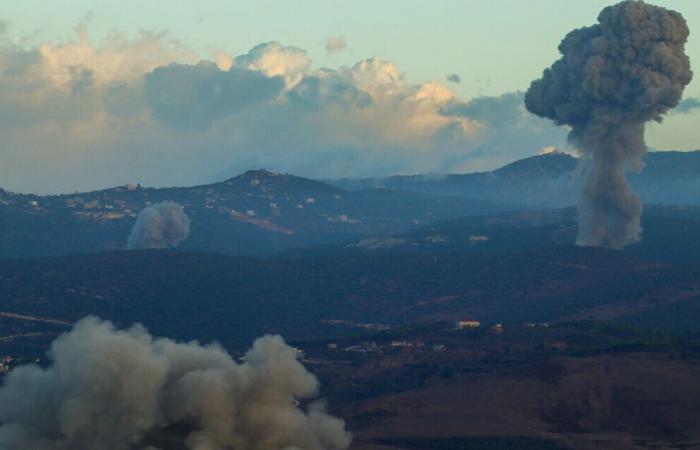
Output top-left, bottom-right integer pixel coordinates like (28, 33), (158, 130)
(4, 0), (698, 98)
(0, 1), (698, 193)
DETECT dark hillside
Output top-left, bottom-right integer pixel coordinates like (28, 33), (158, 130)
(1, 247), (698, 351)
(0, 170), (513, 258)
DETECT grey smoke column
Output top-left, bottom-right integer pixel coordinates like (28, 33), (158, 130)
(525, 0), (692, 248)
(0, 317), (352, 450)
(127, 201), (191, 249)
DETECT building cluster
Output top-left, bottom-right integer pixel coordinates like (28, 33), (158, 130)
(65, 194), (135, 220)
(455, 320), (513, 334)
(322, 319), (391, 331)
(299, 318), (557, 365)
(390, 340), (425, 349)
(323, 339), (447, 355)
(457, 320), (555, 333)
(343, 341), (380, 353)
(314, 319), (524, 358)
(456, 320), (481, 329)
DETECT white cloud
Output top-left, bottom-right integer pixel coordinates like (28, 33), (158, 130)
(214, 50), (233, 70)
(349, 57), (403, 96)
(145, 62), (284, 129)
(39, 28), (194, 87)
(325, 36), (347, 55)
(0, 30), (568, 194)
(233, 42), (310, 88)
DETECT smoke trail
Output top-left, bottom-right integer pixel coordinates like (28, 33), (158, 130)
(525, 0), (692, 248)
(0, 317), (352, 450)
(127, 201), (191, 249)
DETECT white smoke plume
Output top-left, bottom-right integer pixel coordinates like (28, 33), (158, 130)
(0, 317), (352, 450)
(525, 0), (692, 248)
(127, 201), (191, 249)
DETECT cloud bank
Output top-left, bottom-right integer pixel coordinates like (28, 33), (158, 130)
(0, 317), (351, 450)
(0, 28), (568, 194)
(145, 62), (285, 129)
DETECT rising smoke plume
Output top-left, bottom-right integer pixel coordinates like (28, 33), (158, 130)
(127, 201), (191, 249)
(0, 317), (352, 450)
(525, 0), (692, 248)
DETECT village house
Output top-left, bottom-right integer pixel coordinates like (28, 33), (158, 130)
(456, 320), (481, 329)
(489, 323), (504, 334)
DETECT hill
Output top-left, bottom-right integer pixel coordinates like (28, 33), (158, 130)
(329, 150), (700, 207)
(2, 248), (700, 449)
(0, 170), (514, 258)
(305, 322), (700, 450)
(5, 150), (700, 260)
(295, 204), (700, 265)
(1, 247), (699, 356)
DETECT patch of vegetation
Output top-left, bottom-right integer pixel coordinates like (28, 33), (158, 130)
(553, 321), (700, 357)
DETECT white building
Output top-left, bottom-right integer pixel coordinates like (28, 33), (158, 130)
(456, 320), (481, 329)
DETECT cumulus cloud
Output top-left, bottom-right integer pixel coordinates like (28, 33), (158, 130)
(214, 51), (233, 71)
(145, 62), (284, 129)
(349, 57), (403, 96)
(0, 316), (352, 450)
(325, 36), (347, 55)
(287, 68), (372, 110)
(441, 92), (568, 169)
(127, 201), (191, 249)
(234, 42), (311, 88)
(0, 28), (568, 194)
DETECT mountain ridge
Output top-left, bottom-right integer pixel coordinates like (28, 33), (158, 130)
(0, 169), (514, 259)
(328, 150), (700, 207)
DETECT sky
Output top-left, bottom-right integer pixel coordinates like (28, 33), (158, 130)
(1, 0), (699, 194)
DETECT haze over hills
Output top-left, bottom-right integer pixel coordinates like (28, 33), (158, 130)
(329, 150), (700, 208)
(0, 170), (513, 259)
(294, 204), (700, 265)
(3, 150), (700, 260)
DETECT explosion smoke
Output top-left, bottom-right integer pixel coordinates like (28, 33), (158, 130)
(0, 317), (352, 450)
(525, 0), (692, 248)
(127, 201), (191, 249)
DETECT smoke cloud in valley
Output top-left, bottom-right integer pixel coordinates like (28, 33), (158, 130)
(0, 317), (352, 450)
(525, 0), (692, 248)
(127, 201), (191, 249)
